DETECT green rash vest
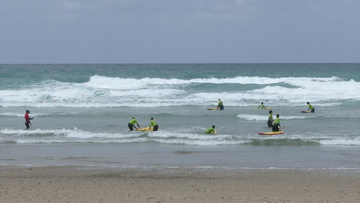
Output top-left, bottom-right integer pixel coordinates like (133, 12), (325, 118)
(129, 119), (138, 125)
(205, 127), (215, 134)
(274, 117), (280, 124)
(218, 101), (223, 106)
(308, 104), (314, 110)
(150, 120), (157, 126)
(259, 104), (266, 109)
(268, 114), (273, 120)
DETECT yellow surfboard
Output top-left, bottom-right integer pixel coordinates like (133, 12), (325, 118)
(253, 107), (272, 110)
(135, 126), (157, 131)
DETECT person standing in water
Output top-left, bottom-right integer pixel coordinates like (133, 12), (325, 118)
(267, 110), (273, 127)
(307, 102), (315, 113)
(149, 117), (159, 131)
(24, 110), (34, 130)
(205, 125), (216, 134)
(128, 117), (140, 131)
(216, 99), (224, 110)
(272, 114), (282, 132)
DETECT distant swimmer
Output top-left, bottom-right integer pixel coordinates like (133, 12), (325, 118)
(216, 99), (224, 110)
(307, 102), (315, 113)
(267, 110), (273, 127)
(272, 114), (282, 132)
(149, 117), (159, 131)
(258, 102), (267, 109)
(205, 125), (216, 134)
(128, 117), (140, 131)
(24, 110), (34, 130)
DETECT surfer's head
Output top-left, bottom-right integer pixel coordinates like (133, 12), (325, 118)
(307, 102), (310, 104)
(212, 125), (215, 128)
(150, 117), (154, 120)
(276, 114), (279, 117)
(269, 110), (272, 114)
(26, 110), (30, 113)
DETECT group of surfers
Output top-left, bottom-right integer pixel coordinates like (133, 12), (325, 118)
(264, 101), (314, 132)
(24, 99), (315, 134)
(205, 100), (315, 134)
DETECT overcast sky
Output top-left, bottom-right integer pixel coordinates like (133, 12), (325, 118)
(0, 0), (359, 64)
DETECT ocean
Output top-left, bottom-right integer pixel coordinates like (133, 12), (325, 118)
(0, 64), (359, 170)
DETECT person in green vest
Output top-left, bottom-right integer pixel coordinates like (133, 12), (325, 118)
(128, 117), (140, 131)
(258, 102), (266, 109)
(272, 114), (282, 132)
(205, 125), (216, 134)
(267, 110), (273, 127)
(307, 102), (315, 113)
(216, 99), (224, 110)
(149, 117), (159, 131)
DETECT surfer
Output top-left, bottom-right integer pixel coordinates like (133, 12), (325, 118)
(258, 102), (266, 109)
(272, 114), (282, 132)
(149, 117), (159, 131)
(24, 110), (34, 130)
(205, 125), (216, 134)
(128, 117), (140, 131)
(307, 102), (315, 113)
(216, 99), (224, 110)
(267, 110), (273, 127)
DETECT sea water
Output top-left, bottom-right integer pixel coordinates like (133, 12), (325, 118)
(0, 64), (359, 170)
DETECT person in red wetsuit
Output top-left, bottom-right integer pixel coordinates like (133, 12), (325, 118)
(24, 110), (34, 130)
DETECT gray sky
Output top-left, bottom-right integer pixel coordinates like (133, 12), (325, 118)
(0, 0), (359, 64)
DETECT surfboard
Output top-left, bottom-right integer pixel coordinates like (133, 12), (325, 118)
(301, 110), (310, 113)
(253, 107), (272, 110)
(135, 126), (156, 131)
(258, 131), (285, 135)
(207, 108), (218, 110)
(206, 131), (218, 134)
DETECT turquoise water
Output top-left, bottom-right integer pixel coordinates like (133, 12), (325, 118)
(0, 64), (359, 169)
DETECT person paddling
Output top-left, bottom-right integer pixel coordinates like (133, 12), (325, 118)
(205, 125), (216, 134)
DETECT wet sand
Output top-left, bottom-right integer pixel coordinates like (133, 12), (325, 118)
(0, 166), (359, 203)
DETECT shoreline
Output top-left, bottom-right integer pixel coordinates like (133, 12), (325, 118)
(1, 165), (359, 202)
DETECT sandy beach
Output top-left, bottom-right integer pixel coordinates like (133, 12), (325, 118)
(0, 166), (359, 203)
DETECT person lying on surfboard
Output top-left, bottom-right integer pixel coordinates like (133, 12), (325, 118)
(205, 125), (216, 134)
(258, 102), (267, 109)
(128, 117), (140, 131)
(149, 117), (159, 131)
(272, 114), (282, 132)
(216, 99), (224, 110)
(307, 102), (315, 113)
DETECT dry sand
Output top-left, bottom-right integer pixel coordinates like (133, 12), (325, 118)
(0, 165), (359, 203)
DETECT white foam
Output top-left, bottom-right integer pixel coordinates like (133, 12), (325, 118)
(237, 114), (307, 121)
(0, 75), (359, 108)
